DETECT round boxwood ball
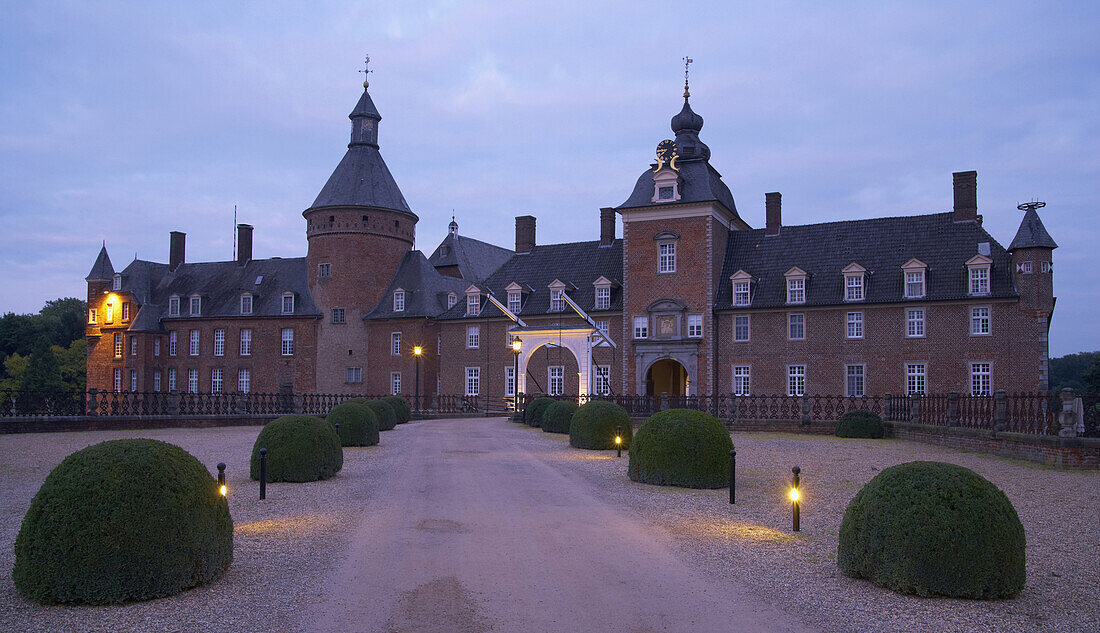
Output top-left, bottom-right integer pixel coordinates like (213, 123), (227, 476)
(835, 409), (885, 439)
(250, 415), (343, 482)
(327, 401), (379, 446)
(13, 439), (233, 604)
(382, 396), (411, 423)
(838, 461), (1026, 599)
(541, 401), (578, 434)
(628, 409), (733, 489)
(570, 401), (633, 450)
(525, 397), (556, 427)
(364, 400), (398, 431)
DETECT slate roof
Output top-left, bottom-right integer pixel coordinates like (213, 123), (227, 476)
(617, 160), (739, 215)
(437, 240), (623, 320)
(117, 257), (319, 333)
(426, 229), (514, 283)
(1009, 207), (1058, 250)
(86, 245), (114, 281)
(310, 145), (413, 213)
(365, 250), (469, 320)
(715, 212), (1018, 309)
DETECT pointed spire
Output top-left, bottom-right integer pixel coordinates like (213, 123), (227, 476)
(1010, 201), (1058, 250)
(86, 244), (114, 281)
(683, 56), (693, 100)
(449, 215), (458, 235)
(349, 55), (381, 148)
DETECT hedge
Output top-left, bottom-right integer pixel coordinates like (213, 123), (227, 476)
(569, 401), (632, 450)
(628, 409), (733, 488)
(250, 415), (343, 482)
(327, 401), (380, 446)
(541, 400), (578, 434)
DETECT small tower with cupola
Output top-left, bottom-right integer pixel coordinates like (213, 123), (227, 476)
(1008, 200), (1058, 391)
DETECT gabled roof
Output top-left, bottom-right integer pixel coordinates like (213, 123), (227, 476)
(438, 239), (623, 320)
(426, 229), (514, 283)
(86, 245), (114, 281)
(1009, 207), (1058, 250)
(716, 212), (1017, 309)
(364, 250), (469, 320)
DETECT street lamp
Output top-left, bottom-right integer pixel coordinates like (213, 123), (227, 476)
(511, 337), (522, 411)
(413, 345), (423, 412)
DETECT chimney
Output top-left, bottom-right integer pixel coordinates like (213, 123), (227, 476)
(169, 231), (185, 272)
(237, 224), (253, 266)
(515, 215), (536, 254)
(765, 192), (782, 236)
(600, 208), (616, 246)
(953, 170), (977, 222)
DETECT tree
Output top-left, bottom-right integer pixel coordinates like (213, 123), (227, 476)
(52, 339), (87, 392)
(18, 342), (64, 414)
(0, 353), (28, 391)
(1083, 357), (1100, 395)
(40, 298), (86, 348)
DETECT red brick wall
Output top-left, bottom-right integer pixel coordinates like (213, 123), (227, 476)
(364, 318), (438, 397)
(887, 421), (1099, 470)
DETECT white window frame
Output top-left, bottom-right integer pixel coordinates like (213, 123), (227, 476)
(846, 311), (863, 339)
(113, 368), (121, 391)
(169, 296), (180, 317)
(169, 331), (178, 356)
(281, 328), (294, 356)
(905, 271), (925, 299)
(448, 293), (457, 309)
(211, 368), (224, 394)
(846, 364), (865, 397)
(106, 303), (114, 323)
(391, 372), (402, 395)
(508, 291), (522, 314)
(89, 308), (97, 324)
(240, 294), (252, 315)
(281, 293), (295, 315)
(240, 328), (252, 356)
(734, 281), (751, 307)
(213, 329), (225, 356)
(906, 308), (925, 338)
(122, 302), (130, 321)
(549, 289), (565, 313)
(970, 306), (991, 336)
(190, 295), (201, 316)
(1041, 261), (1051, 273)
(112, 274), (122, 291)
(733, 365), (751, 396)
(346, 367), (362, 384)
(153, 370), (161, 392)
(687, 314), (703, 338)
(168, 368), (176, 392)
(391, 332), (402, 356)
(971, 362), (992, 396)
(633, 316), (648, 339)
(466, 293), (480, 316)
(658, 242), (676, 273)
(787, 365), (806, 397)
(594, 365), (611, 396)
(394, 290), (405, 312)
(845, 274), (864, 301)
(596, 320), (609, 336)
(906, 363), (927, 395)
(786, 278), (806, 304)
(188, 368), (198, 394)
(548, 366), (564, 396)
(189, 329), (199, 356)
(1020, 261), (1032, 274)
(129, 369), (137, 392)
(465, 367), (480, 396)
(734, 315), (750, 342)
(130, 336), (137, 356)
(788, 313), (805, 340)
(466, 325), (479, 349)
(505, 366), (516, 397)
(238, 369), (251, 393)
(967, 255), (993, 296)
(595, 286), (611, 311)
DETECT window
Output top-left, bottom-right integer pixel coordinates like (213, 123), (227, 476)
(633, 316), (648, 339)
(906, 363), (926, 395)
(240, 295), (252, 315)
(845, 275), (864, 301)
(282, 293), (294, 314)
(596, 320), (609, 339)
(969, 266), (990, 295)
(846, 364), (865, 397)
(595, 287), (610, 310)
(788, 313), (805, 340)
(971, 306), (991, 335)
(346, 367), (362, 384)
(238, 369), (251, 393)
(129, 370), (137, 392)
(240, 329), (252, 356)
(114, 333), (123, 358)
(466, 326), (479, 349)
(907, 309), (925, 337)
(1041, 261), (1051, 273)
(594, 365), (610, 395)
(169, 331), (178, 356)
(394, 290), (405, 312)
(658, 243), (676, 273)
(788, 365), (806, 396)
(190, 296), (201, 316)
(787, 278), (805, 304)
(466, 293), (480, 316)
(550, 289), (565, 312)
(213, 329), (225, 356)
(734, 366), (751, 396)
(281, 328), (294, 356)
(448, 293), (457, 309)
(1020, 261), (1032, 274)
(734, 315), (750, 342)
(658, 186), (674, 200)
(508, 291), (522, 314)
(687, 314), (703, 338)
(548, 366), (564, 396)
(465, 367), (480, 396)
(505, 367), (516, 397)
(846, 312), (863, 339)
(391, 372), (402, 395)
(971, 362), (992, 396)
(437, 334), (441, 355)
(332, 308), (345, 324)
(168, 368), (176, 392)
(130, 336), (137, 356)
(169, 296), (180, 317)
(211, 368), (224, 394)
(113, 368), (121, 391)
(153, 370), (161, 392)
(112, 274), (122, 291)
(905, 271), (925, 298)
(318, 262), (331, 278)
(154, 338), (160, 357)
(189, 330), (199, 356)
(391, 332), (402, 355)
(734, 281), (750, 306)
(188, 369), (198, 394)
(89, 308), (97, 324)
(122, 302), (130, 321)
(106, 303), (114, 323)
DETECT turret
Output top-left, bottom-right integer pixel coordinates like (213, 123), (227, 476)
(1009, 201), (1057, 316)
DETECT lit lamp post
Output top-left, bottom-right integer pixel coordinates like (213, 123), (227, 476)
(615, 424), (623, 458)
(511, 337), (522, 411)
(789, 466), (801, 532)
(217, 462), (227, 497)
(413, 346), (423, 413)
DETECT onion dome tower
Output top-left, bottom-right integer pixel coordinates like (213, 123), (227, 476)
(304, 60), (419, 391)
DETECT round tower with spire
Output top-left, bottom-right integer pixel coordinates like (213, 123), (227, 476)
(304, 60), (419, 392)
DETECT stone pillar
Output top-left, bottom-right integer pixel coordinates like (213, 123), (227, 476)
(87, 388), (99, 416)
(800, 397), (811, 426)
(883, 393), (893, 421)
(947, 392), (960, 426)
(1058, 387), (1079, 438)
(909, 394), (921, 424)
(993, 390), (1008, 432)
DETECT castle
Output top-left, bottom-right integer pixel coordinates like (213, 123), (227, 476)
(85, 71), (1057, 401)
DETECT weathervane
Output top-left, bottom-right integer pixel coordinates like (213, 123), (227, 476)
(1017, 200), (1046, 212)
(683, 56), (693, 99)
(359, 54), (373, 88)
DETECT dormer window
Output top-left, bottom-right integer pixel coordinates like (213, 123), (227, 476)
(169, 296), (180, 317)
(595, 287), (610, 310)
(240, 294), (253, 315)
(465, 288), (481, 316)
(550, 289), (565, 312)
(651, 168), (682, 203)
(189, 295), (201, 316)
(902, 258), (928, 299)
(966, 254), (993, 296)
(785, 267), (808, 304)
(394, 290), (405, 312)
(112, 273), (122, 291)
(843, 263), (866, 302)
(730, 270), (753, 307)
(281, 293), (295, 314)
(508, 290), (521, 314)
(448, 293), (457, 309)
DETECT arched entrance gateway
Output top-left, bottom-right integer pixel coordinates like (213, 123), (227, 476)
(645, 358), (688, 397)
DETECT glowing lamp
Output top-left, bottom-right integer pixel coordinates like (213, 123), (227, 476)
(512, 339), (522, 353)
(615, 424), (623, 458)
(217, 462), (227, 498)
(790, 466), (801, 532)
(413, 345), (423, 356)
(220, 484), (228, 497)
(788, 487), (799, 502)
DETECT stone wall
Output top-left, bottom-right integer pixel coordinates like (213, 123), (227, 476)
(884, 420), (1100, 470)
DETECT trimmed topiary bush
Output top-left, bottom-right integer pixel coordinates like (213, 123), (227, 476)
(250, 415), (343, 482)
(838, 461), (1026, 599)
(13, 439), (233, 604)
(382, 396), (411, 423)
(327, 401), (379, 447)
(541, 401), (578, 434)
(835, 409), (885, 439)
(570, 401), (633, 450)
(628, 409), (733, 488)
(364, 399), (398, 431)
(525, 397), (556, 427)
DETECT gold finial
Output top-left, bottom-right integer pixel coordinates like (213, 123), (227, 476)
(359, 54), (372, 89)
(683, 56), (693, 99)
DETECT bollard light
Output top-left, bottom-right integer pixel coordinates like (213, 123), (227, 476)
(217, 462), (227, 497)
(615, 424), (623, 458)
(259, 448), (267, 500)
(729, 450), (736, 505)
(790, 466), (801, 532)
